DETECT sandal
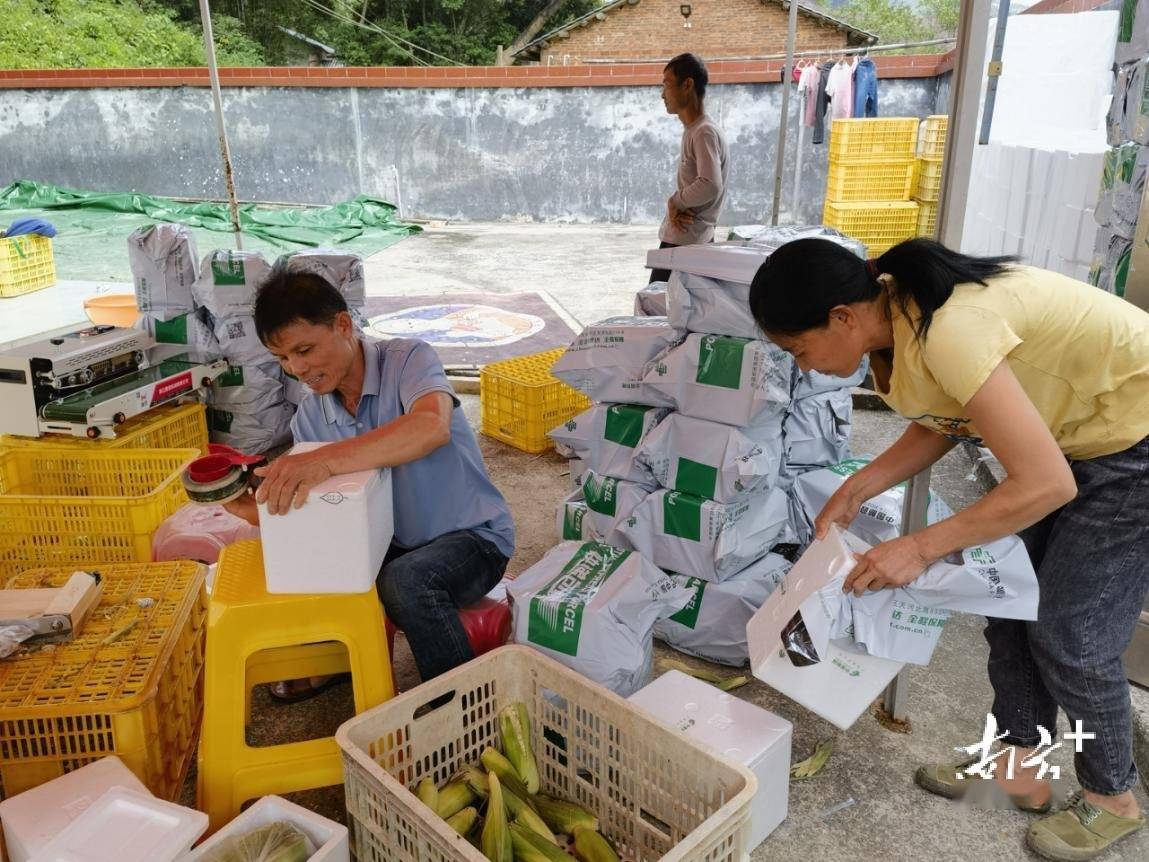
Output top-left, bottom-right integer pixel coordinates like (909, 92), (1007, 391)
(268, 673), (350, 704)
(914, 753), (1052, 813)
(1026, 790), (1146, 861)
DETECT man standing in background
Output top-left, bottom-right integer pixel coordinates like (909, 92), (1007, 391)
(648, 53), (730, 284)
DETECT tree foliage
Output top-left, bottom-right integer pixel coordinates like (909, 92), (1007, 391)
(829, 0), (959, 50)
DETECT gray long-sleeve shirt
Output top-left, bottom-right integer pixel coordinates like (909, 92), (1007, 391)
(659, 114), (730, 245)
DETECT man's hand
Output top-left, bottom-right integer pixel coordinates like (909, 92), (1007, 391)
(667, 198), (695, 231)
(842, 535), (932, 596)
(221, 492), (260, 526)
(814, 478), (863, 540)
(254, 450), (333, 516)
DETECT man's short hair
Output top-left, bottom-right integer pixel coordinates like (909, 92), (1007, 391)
(253, 267), (349, 345)
(665, 53), (708, 100)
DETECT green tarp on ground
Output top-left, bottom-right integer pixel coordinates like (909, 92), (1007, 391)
(0, 180), (421, 282)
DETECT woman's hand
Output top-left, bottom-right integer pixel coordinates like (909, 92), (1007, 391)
(814, 478), (864, 539)
(254, 451), (333, 515)
(842, 535), (933, 595)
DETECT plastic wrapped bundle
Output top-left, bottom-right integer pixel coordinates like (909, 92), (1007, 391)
(137, 308), (219, 353)
(551, 316), (684, 405)
(634, 281), (668, 317)
(742, 224), (866, 259)
(781, 389), (853, 480)
(277, 248), (366, 307)
(199, 821), (316, 862)
(580, 469), (653, 549)
(618, 486), (796, 582)
(634, 412), (784, 503)
(548, 403), (669, 485)
(656, 552), (792, 666)
(642, 333), (792, 427)
(211, 313), (275, 366)
(207, 363), (286, 412)
(207, 401), (295, 455)
(507, 541), (692, 696)
(192, 250), (272, 318)
(128, 223), (199, 321)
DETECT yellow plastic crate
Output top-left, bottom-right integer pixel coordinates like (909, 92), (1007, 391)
(0, 234), (56, 298)
(0, 561), (206, 801)
(916, 199), (938, 237)
(0, 403), (210, 454)
(0, 448), (196, 579)
(915, 157), (944, 202)
(828, 118), (919, 163)
(822, 200), (920, 256)
(920, 114), (949, 159)
(826, 158), (915, 202)
(480, 347), (591, 454)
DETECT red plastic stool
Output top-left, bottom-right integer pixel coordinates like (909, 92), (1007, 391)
(385, 596), (512, 661)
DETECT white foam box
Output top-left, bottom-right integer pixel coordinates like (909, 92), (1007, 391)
(184, 795), (349, 862)
(0, 757), (151, 862)
(28, 787), (205, 862)
(258, 441), (393, 594)
(628, 670), (791, 849)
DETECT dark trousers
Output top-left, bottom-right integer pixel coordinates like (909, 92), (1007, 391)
(648, 240), (677, 284)
(984, 435), (1149, 794)
(375, 529), (508, 682)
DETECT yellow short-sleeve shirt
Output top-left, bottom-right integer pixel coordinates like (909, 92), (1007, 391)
(874, 266), (1149, 460)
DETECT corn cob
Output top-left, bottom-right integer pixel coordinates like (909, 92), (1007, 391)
(499, 702), (540, 794)
(416, 777), (439, 812)
(505, 790), (556, 843)
(481, 748), (535, 803)
(571, 825), (620, 862)
(508, 823), (571, 862)
(446, 806), (479, 836)
(532, 795), (598, 834)
(437, 780), (477, 819)
(481, 772), (513, 862)
(464, 763), (490, 800)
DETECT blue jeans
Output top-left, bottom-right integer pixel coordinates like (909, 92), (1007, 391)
(984, 435), (1149, 795)
(376, 529), (509, 682)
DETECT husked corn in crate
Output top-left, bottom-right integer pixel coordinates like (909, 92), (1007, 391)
(0, 403), (210, 454)
(0, 561), (207, 801)
(919, 115), (949, 159)
(480, 348), (592, 454)
(825, 159), (916, 202)
(822, 201), (920, 256)
(828, 118), (919, 163)
(336, 645), (756, 862)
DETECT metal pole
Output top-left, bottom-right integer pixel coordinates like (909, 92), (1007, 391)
(978, 0), (1011, 145)
(770, 0), (799, 225)
(198, 0), (244, 250)
(937, 0), (993, 249)
(882, 468), (933, 721)
(791, 95), (807, 220)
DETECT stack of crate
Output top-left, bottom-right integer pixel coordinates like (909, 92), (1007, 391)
(914, 115), (948, 237)
(822, 118), (921, 255)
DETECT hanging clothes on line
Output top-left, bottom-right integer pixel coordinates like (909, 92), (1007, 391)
(812, 59), (835, 144)
(853, 56), (879, 118)
(799, 63), (819, 128)
(826, 59), (854, 121)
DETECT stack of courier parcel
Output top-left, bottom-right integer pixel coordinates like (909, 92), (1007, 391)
(506, 230), (867, 693)
(128, 233), (369, 454)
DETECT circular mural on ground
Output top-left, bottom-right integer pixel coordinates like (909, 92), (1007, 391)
(366, 304), (546, 347)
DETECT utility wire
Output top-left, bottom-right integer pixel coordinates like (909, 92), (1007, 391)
(298, 0), (465, 66)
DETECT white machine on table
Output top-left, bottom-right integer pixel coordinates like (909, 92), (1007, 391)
(0, 324), (227, 439)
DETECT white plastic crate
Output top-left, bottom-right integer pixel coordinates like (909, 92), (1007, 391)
(335, 645), (756, 862)
(184, 795), (349, 861)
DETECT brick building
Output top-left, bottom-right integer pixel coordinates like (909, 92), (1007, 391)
(514, 0), (876, 65)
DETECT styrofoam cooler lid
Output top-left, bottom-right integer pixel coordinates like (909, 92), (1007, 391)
(29, 787), (207, 862)
(284, 441), (384, 499)
(628, 670), (791, 769)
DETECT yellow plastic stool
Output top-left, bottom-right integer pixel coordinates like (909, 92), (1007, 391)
(197, 540), (394, 831)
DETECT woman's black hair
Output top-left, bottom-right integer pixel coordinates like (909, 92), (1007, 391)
(253, 267), (349, 345)
(748, 237), (1015, 339)
(665, 53), (709, 100)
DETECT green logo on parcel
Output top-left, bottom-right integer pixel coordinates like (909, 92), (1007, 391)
(668, 577), (707, 628)
(663, 491), (703, 542)
(583, 473), (619, 517)
(211, 252), (246, 285)
(675, 457), (717, 499)
(695, 335), (748, 389)
(603, 404), (653, 449)
(527, 543), (630, 655)
(562, 506), (585, 540)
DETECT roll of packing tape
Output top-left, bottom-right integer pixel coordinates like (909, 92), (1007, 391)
(182, 445), (266, 505)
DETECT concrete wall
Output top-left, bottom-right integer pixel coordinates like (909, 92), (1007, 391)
(0, 78), (939, 225)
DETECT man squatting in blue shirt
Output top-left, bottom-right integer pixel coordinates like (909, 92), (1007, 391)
(224, 267), (516, 702)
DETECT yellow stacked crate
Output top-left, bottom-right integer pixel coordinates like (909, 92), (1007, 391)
(822, 118), (920, 255)
(914, 115), (948, 237)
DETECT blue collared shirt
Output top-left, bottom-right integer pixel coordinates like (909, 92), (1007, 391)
(290, 337), (516, 558)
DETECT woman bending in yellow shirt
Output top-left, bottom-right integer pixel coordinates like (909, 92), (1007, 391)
(750, 237), (1149, 862)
